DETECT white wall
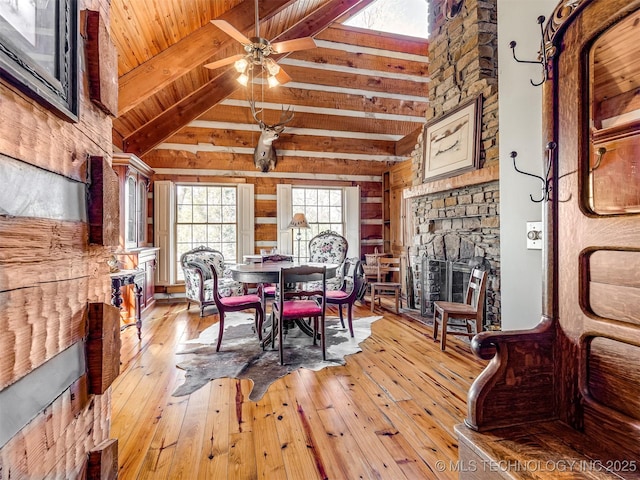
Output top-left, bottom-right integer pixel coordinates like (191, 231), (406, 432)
(498, 0), (557, 330)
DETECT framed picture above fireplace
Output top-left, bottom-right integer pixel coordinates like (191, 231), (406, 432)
(0, 0), (78, 121)
(423, 95), (482, 182)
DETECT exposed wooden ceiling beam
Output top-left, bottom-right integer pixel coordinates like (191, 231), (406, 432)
(396, 125), (423, 157)
(117, 0), (296, 116)
(124, 0), (378, 158)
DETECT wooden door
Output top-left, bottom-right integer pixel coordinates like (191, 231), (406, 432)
(549, 0), (640, 452)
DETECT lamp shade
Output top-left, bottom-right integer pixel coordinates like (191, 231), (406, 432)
(287, 212), (310, 229)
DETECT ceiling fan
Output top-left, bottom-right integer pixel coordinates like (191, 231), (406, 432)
(204, 0), (317, 87)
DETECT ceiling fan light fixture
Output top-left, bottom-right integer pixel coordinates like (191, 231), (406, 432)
(267, 75), (279, 88)
(234, 57), (249, 73)
(237, 73), (249, 86)
(265, 59), (280, 76)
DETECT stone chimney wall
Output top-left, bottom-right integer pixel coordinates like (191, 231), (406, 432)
(407, 0), (501, 326)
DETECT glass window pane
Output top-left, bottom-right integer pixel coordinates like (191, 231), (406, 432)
(177, 225), (192, 243)
(222, 187), (236, 204)
(292, 188), (305, 205)
(193, 205), (207, 223)
(208, 205), (222, 223)
(177, 186), (192, 204)
(305, 189), (315, 205)
(207, 187), (221, 205)
(222, 205), (236, 223)
(330, 189), (342, 206)
(192, 187), (207, 204)
(208, 224), (222, 243)
(318, 206), (331, 222)
(192, 224), (207, 244)
(177, 205), (192, 223)
(330, 206), (342, 223)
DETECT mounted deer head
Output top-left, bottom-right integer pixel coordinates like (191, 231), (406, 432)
(249, 99), (294, 173)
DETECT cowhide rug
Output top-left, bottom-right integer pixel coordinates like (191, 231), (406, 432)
(173, 312), (382, 401)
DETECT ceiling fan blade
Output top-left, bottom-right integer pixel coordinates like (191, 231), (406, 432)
(211, 19), (252, 45)
(203, 53), (245, 70)
(270, 37), (317, 54)
(274, 66), (292, 85)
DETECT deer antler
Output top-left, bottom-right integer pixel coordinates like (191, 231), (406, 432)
(271, 105), (294, 129)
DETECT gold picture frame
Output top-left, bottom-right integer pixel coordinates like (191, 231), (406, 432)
(423, 95), (483, 182)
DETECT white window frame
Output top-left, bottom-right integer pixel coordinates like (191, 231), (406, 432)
(154, 181), (254, 285)
(276, 184), (360, 260)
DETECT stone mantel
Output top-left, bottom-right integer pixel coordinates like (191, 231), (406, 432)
(403, 164), (499, 199)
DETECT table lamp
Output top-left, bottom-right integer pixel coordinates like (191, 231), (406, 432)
(287, 212), (310, 262)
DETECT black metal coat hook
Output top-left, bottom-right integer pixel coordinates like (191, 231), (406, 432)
(509, 16), (549, 86)
(511, 142), (557, 203)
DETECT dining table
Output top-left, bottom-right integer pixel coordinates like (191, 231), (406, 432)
(229, 261), (339, 345)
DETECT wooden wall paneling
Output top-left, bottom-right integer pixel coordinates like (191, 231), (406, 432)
(316, 24), (429, 55)
(0, 376), (110, 479)
(88, 156), (120, 246)
(0, 87), (112, 182)
(87, 303), (121, 395)
(287, 47), (429, 77)
(255, 198), (277, 217)
(197, 106), (417, 137)
(87, 438), (119, 480)
(255, 223), (278, 242)
(82, 10), (118, 116)
(0, 280), (89, 390)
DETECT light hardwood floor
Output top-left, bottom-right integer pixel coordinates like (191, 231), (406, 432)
(111, 298), (488, 479)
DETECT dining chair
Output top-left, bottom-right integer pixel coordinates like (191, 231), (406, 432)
(432, 267), (488, 351)
(271, 265), (327, 365)
(205, 262), (264, 352)
(325, 258), (365, 337)
(369, 256), (402, 314)
(180, 246), (245, 316)
(257, 253), (294, 311)
(308, 230), (348, 290)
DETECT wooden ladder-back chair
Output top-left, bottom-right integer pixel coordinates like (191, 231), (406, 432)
(432, 267), (488, 351)
(370, 257), (402, 314)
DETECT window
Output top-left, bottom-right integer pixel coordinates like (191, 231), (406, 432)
(276, 184), (360, 263)
(124, 173), (147, 249)
(154, 181), (253, 286)
(175, 184), (237, 280)
(291, 187), (344, 262)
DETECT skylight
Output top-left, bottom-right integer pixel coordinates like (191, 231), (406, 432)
(344, 0), (429, 39)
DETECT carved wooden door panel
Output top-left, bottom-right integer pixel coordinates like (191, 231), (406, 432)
(550, 0), (640, 453)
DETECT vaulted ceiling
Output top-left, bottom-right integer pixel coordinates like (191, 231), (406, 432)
(110, 0), (430, 170)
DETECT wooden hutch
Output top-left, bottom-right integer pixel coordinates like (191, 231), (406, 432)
(112, 153), (159, 322)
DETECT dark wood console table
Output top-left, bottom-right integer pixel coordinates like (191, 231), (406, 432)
(110, 269), (145, 339)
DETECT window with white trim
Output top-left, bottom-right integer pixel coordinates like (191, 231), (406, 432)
(276, 184), (360, 262)
(175, 184), (237, 280)
(291, 187), (344, 262)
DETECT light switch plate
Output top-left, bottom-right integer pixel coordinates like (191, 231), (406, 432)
(526, 221), (543, 249)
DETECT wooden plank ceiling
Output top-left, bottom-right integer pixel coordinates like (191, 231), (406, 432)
(110, 0), (429, 169)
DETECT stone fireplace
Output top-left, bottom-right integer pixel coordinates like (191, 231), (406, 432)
(405, 0), (501, 327)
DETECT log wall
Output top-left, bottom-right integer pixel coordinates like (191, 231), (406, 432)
(146, 150), (389, 258)
(0, 0), (117, 476)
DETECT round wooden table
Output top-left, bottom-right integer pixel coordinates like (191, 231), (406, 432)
(229, 261), (339, 344)
(229, 261), (338, 284)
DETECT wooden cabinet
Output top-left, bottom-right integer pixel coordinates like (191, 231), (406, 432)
(383, 160), (413, 256)
(112, 153), (157, 321)
(116, 248), (159, 320)
(112, 153), (153, 250)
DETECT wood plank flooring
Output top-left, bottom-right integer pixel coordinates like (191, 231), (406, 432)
(111, 299), (488, 479)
